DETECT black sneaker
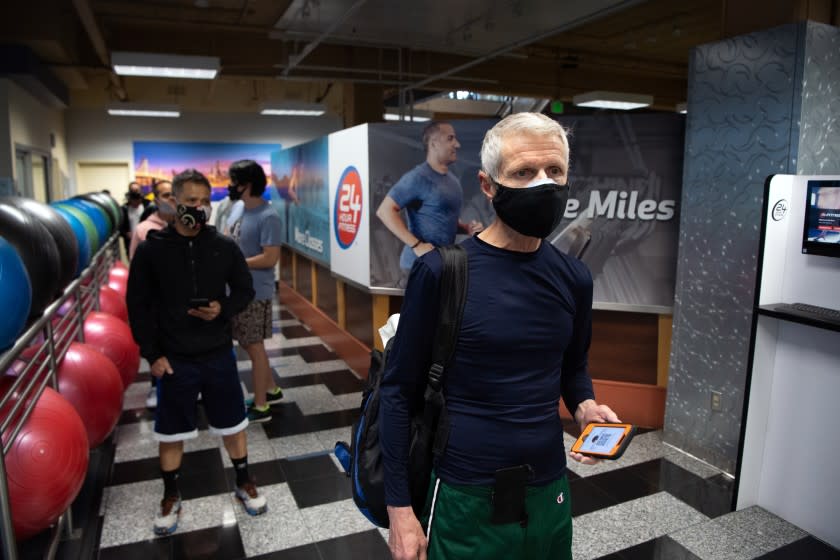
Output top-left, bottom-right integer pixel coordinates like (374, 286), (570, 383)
(265, 387), (284, 405)
(247, 405), (272, 423)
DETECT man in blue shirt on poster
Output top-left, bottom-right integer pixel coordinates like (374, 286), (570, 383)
(376, 122), (483, 285)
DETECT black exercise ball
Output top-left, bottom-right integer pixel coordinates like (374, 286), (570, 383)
(0, 201), (62, 319)
(92, 191), (122, 230)
(3, 197), (79, 295)
(74, 193), (115, 235)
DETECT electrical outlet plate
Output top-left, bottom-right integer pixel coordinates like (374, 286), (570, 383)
(710, 391), (722, 411)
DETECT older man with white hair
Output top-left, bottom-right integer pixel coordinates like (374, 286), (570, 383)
(380, 112), (620, 560)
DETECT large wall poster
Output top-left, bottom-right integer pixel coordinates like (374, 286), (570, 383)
(132, 141), (280, 202)
(269, 138), (330, 264)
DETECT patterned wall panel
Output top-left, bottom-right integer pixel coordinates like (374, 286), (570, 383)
(665, 24), (801, 473)
(797, 22), (840, 175)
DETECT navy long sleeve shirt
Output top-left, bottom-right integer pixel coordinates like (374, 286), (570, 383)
(379, 235), (596, 506)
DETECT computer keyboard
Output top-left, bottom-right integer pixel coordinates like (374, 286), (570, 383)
(772, 302), (840, 325)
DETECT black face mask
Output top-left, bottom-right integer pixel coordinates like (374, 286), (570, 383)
(128, 191), (143, 201)
(227, 184), (244, 201)
(491, 179), (569, 239)
(176, 204), (209, 231)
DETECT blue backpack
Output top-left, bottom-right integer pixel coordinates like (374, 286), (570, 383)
(335, 245), (468, 528)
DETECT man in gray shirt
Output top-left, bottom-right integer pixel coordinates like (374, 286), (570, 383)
(228, 160), (284, 422)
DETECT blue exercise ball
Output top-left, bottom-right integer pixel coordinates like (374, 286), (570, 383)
(0, 236), (32, 351)
(57, 199), (109, 250)
(0, 202), (58, 320)
(50, 205), (91, 276)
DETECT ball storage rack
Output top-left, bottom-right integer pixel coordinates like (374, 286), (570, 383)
(0, 233), (120, 560)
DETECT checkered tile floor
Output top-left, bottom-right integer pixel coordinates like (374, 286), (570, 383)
(18, 304), (839, 559)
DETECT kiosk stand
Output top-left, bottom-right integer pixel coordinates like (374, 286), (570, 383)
(735, 174), (840, 549)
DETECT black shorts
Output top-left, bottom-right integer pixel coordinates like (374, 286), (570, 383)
(154, 347), (247, 441)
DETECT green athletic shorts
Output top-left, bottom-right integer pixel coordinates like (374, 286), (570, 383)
(420, 473), (572, 560)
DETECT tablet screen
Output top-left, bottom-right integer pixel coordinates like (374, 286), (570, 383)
(578, 426), (626, 454)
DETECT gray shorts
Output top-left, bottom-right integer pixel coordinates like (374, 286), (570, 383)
(231, 299), (273, 346)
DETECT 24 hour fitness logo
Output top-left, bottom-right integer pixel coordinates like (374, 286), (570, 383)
(772, 199), (788, 221)
(334, 166), (362, 249)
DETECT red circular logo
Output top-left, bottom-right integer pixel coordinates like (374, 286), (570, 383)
(334, 166), (363, 249)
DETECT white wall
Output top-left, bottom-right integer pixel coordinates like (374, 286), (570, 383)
(65, 109), (343, 196)
(7, 79), (68, 180)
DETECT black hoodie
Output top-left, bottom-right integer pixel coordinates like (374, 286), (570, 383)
(126, 224), (255, 363)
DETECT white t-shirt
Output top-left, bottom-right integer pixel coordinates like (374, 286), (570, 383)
(127, 204), (144, 234)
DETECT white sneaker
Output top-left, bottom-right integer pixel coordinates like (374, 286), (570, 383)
(146, 388), (157, 409)
(153, 495), (181, 535)
(235, 482), (267, 516)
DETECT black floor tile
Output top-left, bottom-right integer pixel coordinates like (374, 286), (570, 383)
(250, 543), (322, 559)
(569, 477), (619, 517)
(754, 536), (840, 559)
(667, 473), (733, 519)
(586, 466), (659, 504)
(296, 344), (339, 363)
(280, 310), (295, 320)
(97, 524), (245, 560)
(225, 457), (288, 489)
(598, 535), (702, 560)
(110, 448), (227, 497)
(279, 454), (340, 481)
(275, 370), (364, 395)
(282, 325), (312, 339)
(287, 472), (354, 508)
(314, 529), (390, 560)
(262, 406), (357, 439)
(119, 407), (155, 425)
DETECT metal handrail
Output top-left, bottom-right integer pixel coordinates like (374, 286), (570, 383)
(0, 233), (119, 560)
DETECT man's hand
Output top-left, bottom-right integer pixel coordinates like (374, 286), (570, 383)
(150, 356), (174, 378)
(569, 399), (620, 465)
(412, 242), (435, 258)
(387, 506), (427, 560)
(188, 300), (221, 321)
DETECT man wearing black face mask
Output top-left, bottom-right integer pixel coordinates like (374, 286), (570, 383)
(127, 168), (268, 536)
(380, 113), (619, 560)
(120, 181), (150, 256)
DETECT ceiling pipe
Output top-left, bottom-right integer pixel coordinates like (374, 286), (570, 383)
(401, 0), (645, 98)
(282, 0), (369, 77)
(72, 0), (127, 100)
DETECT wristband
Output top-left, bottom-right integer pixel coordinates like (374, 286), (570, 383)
(411, 239), (421, 249)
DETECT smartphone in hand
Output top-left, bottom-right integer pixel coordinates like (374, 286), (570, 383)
(571, 423), (636, 460)
(189, 297), (211, 309)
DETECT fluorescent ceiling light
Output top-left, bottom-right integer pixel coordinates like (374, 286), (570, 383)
(676, 102), (687, 114)
(107, 103), (180, 118)
(259, 102), (325, 116)
(112, 51), (219, 79)
(383, 113), (430, 122)
(572, 91), (653, 110)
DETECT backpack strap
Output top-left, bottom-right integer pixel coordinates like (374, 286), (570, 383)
(426, 244), (468, 391)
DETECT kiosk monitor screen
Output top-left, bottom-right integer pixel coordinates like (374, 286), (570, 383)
(802, 180), (840, 258)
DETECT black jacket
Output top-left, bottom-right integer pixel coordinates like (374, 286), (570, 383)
(126, 224), (255, 363)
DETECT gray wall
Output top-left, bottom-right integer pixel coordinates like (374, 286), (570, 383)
(665, 21), (840, 473)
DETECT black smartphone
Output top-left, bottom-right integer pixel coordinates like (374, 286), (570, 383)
(189, 297), (210, 308)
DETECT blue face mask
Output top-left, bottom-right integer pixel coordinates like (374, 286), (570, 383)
(491, 178), (569, 238)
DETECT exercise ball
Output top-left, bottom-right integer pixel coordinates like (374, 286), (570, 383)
(5, 197), (79, 295)
(83, 311), (140, 389)
(56, 342), (124, 447)
(52, 203), (99, 253)
(0, 203), (62, 319)
(108, 261), (129, 298)
(0, 236), (31, 351)
(100, 192), (123, 230)
(81, 192), (121, 232)
(0, 378), (89, 540)
(98, 285), (128, 322)
(51, 205), (91, 276)
(74, 193), (115, 233)
(59, 199), (109, 250)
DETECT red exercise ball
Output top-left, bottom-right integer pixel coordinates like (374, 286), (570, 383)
(56, 342), (124, 447)
(107, 274), (127, 299)
(83, 311), (140, 390)
(109, 261), (128, 282)
(98, 286), (128, 322)
(0, 379), (89, 540)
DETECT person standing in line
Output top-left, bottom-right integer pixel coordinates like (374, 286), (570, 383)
(120, 181), (149, 255)
(127, 168), (267, 536)
(380, 113), (619, 560)
(227, 159), (285, 423)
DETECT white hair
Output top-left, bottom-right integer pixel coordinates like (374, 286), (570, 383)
(480, 113), (570, 179)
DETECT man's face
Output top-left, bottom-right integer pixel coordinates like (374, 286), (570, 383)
(429, 124), (460, 166)
(128, 182), (143, 206)
(155, 182), (173, 205)
(493, 132), (569, 189)
(176, 181), (211, 208)
(817, 187), (840, 210)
